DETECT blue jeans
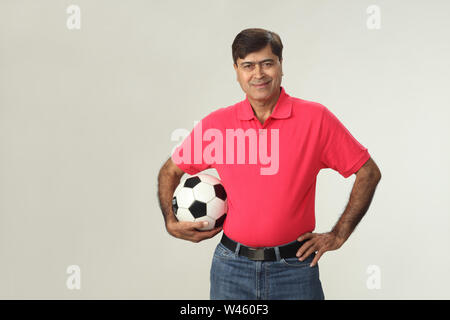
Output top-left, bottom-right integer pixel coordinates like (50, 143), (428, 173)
(210, 241), (325, 300)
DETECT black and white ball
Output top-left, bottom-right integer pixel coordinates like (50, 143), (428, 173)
(172, 174), (227, 231)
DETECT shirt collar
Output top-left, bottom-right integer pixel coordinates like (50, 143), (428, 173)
(237, 86), (292, 120)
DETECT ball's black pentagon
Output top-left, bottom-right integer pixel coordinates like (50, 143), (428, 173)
(184, 176), (201, 188)
(172, 197), (178, 215)
(189, 200), (207, 218)
(213, 184), (227, 201)
(214, 214), (226, 228)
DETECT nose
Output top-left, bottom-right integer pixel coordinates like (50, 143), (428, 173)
(254, 64), (264, 78)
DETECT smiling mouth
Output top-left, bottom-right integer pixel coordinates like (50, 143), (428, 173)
(253, 81), (271, 88)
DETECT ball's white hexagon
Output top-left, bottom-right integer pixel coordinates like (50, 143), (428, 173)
(173, 181), (184, 198)
(197, 174), (221, 186)
(176, 187), (195, 208)
(193, 182), (216, 203)
(175, 208), (195, 222)
(195, 215), (215, 231)
(174, 173), (228, 228)
(206, 197), (227, 220)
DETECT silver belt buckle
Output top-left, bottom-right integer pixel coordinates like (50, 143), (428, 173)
(247, 247), (265, 261)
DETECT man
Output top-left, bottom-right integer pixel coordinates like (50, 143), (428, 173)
(157, 28), (381, 300)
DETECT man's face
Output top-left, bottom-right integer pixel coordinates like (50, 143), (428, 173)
(233, 44), (283, 102)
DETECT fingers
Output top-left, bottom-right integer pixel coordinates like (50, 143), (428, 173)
(192, 220), (209, 230)
(295, 232), (324, 265)
(297, 232), (314, 242)
(190, 226), (222, 243)
(299, 246), (317, 261)
(310, 250), (324, 267)
(197, 226), (223, 239)
(296, 235), (316, 258)
(181, 220), (211, 233)
(296, 232), (337, 266)
(181, 221), (222, 243)
(171, 221), (220, 242)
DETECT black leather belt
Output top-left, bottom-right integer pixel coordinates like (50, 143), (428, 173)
(220, 233), (306, 261)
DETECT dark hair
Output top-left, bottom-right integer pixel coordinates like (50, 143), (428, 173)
(232, 28), (283, 65)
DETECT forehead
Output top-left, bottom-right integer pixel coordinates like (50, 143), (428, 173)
(237, 45), (277, 63)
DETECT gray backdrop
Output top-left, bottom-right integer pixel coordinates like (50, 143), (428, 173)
(1, 0), (449, 299)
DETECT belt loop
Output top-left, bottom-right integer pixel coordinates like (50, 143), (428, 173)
(274, 246), (281, 261)
(234, 242), (241, 257)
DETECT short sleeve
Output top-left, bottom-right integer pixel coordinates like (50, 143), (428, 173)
(171, 114), (214, 175)
(319, 106), (370, 178)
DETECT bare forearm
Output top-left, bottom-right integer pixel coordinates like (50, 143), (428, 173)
(331, 174), (380, 245)
(157, 164), (182, 227)
(157, 162), (222, 242)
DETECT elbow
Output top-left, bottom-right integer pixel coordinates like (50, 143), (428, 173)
(357, 158), (381, 182)
(160, 157), (185, 180)
(374, 167), (382, 182)
(368, 169), (381, 183)
(355, 168), (381, 183)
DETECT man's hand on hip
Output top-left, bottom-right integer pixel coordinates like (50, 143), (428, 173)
(296, 232), (344, 267)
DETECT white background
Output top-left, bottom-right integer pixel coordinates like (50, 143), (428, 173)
(1, 0), (449, 299)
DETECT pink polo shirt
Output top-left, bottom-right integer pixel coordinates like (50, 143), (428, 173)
(172, 87), (370, 247)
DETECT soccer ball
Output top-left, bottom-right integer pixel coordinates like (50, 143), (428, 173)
(172, 174), (227, 231)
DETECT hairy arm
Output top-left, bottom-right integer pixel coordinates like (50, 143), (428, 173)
(157, 157), (223, 242)
(297, 157), (381, 266)
(157, 157), (184, 227)
(331, 157), (382, 244)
